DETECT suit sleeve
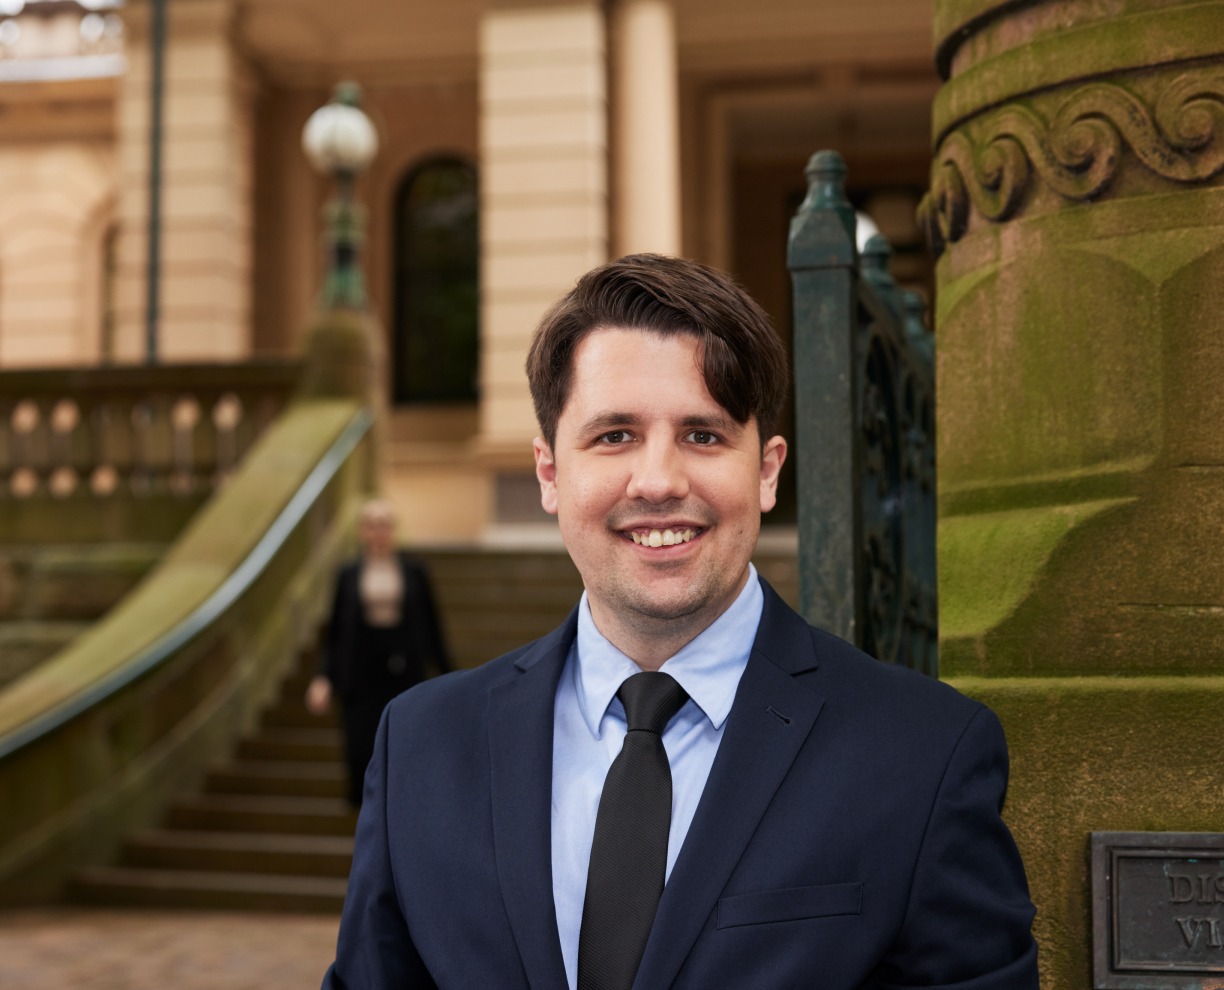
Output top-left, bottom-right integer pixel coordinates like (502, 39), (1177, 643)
(871, 706), (1039, 990)
(322, 705), (437, 989)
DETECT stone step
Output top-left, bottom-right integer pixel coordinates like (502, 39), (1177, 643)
(72, 866), (347, 913)
(261, 703), (339, 731)
(280, 668), (321, 699)
(166, 795), (356, 836)
(65, 635), (352, 912)
(236, 728), (343, 762)
(279, 646), (323, 694)
(418, 548), (583, 666)
(119, 830), (353, 878)
(204, 760), (347, 799)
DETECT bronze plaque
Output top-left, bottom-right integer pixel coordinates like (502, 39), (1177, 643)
(1093, 832), (1224, 990)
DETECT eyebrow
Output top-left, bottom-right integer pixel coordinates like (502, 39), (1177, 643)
(576, 413), (640, 437)
(576, 412), (743, 437)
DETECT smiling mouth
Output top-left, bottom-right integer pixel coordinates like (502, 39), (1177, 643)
(626, 527), (701, 547)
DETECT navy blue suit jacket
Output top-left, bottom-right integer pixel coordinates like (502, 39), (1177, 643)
(324, 579), (1038, 989)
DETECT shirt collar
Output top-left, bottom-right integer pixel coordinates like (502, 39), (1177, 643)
(573, 564), (763, 737)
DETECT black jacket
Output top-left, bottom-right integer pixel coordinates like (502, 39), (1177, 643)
(321, 551), (451, 700)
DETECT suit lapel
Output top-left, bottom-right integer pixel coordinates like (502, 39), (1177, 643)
(488, 612), (576, 990)
(635, 584), (826, 989)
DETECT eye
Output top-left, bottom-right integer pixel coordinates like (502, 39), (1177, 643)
(598, 430), (631, 445)
(686, 430), (719, 445)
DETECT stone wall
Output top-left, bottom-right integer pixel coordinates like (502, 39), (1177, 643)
(923, 1), (1224, 984)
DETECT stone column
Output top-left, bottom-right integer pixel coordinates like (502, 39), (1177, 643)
(610, 0), (681, 256)
(113, 0), (253, 362)
(477, 1), (609, 524)
(921, 1), (1224, 984)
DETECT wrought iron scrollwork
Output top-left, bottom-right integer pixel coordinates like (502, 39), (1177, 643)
(789, 151), (938, 675)
(857, 249), (936, 673)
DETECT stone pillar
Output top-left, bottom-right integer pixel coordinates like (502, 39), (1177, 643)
(478, 1), (609, 522)
(921, 1), (1224, 984)
(610, 0), (681, 256)
(113, 0), (253, 362)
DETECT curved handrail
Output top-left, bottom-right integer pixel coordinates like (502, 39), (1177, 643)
(0, 407), (371, 762)
(0, 395), (376, 902)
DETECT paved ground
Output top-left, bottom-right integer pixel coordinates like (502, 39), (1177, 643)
(0, 908), (340, 989)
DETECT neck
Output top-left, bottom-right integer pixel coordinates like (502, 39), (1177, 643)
(603, 619), (704, 672)
(588, 572), (750, 671)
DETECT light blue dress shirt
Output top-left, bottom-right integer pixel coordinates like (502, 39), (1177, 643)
(550, 565), (764, 990)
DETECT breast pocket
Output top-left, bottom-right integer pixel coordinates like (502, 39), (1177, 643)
(716, 882), (863, 929)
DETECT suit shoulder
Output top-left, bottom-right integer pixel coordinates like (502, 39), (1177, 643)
(756, 582), (984, 724)
(805, 623), (988, 727)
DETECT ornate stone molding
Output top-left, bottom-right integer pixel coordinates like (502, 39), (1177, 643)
(920, 70), (1224, 255)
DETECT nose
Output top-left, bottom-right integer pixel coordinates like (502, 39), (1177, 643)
(625, 438), (689, 503)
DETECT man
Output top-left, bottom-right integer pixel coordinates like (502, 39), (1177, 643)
(323, 255), (1038, 988)
(305, 498), (450, 807)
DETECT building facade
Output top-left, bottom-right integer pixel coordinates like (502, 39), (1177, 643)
(0, 0), (938, 541)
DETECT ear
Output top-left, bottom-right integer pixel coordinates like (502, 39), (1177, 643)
(533, 437), (559, 516)
(758, 435), (787, 513)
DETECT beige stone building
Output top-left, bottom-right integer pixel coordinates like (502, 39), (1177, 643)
(0, 0), (937, 542)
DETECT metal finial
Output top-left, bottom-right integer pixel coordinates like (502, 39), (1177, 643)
(797, 150), (856, 251)
(861, 233), (892, 275)
(862, 233), (899, 315)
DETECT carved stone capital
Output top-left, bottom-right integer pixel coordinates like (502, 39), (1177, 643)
(920, 67), (1224, 255)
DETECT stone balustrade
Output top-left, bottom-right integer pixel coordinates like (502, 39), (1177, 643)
(0, 362), (301, 507)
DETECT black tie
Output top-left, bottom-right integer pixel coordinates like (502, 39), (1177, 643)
(577, 671), (689, 990)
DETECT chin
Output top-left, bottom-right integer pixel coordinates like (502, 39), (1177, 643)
(624, 588), (711, 624)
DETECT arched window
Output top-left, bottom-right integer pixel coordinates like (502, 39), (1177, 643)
(392, 156), (479, 403)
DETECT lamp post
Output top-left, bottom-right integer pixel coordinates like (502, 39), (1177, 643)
(302, 81), (379, 311)
(299, 82), (380, 397)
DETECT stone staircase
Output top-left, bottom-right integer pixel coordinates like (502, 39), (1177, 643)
(73, 648), (356, 912)
(66, 540), (798, 912)
(419, 546), (586, 668)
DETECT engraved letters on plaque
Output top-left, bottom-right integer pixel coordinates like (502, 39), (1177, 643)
(1092, 832), (1224, 990)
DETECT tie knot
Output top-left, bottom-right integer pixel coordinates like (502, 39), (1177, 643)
(617, 671), (688, 734)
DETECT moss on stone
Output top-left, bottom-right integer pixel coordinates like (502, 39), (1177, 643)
(934, 4), (1224, 140)
(939, 498), (1127, 645)
(938, 243), (1160, 488)
(932, 2), (1224, 985)
(949, 675), (1224, 989)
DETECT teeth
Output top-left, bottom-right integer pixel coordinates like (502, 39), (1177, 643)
(630, 528), (696, 546)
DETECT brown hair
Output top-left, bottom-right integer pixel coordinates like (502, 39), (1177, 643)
(526, 254), (789, 449)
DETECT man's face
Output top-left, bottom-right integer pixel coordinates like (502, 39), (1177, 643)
(534, 327), (786, 646)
